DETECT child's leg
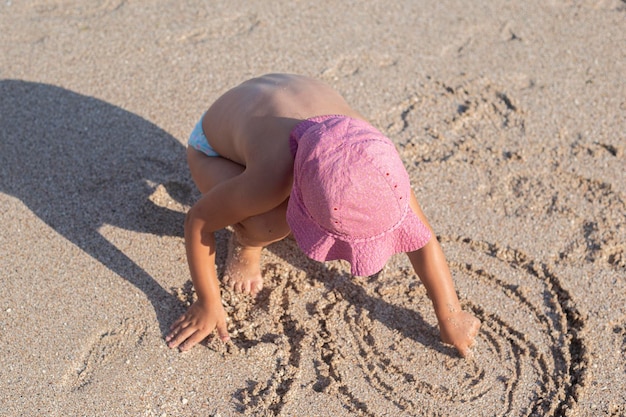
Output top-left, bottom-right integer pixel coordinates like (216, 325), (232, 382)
(187, 147), (291, 295)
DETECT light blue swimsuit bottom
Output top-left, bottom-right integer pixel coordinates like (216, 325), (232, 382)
(187, 114), (220, 157)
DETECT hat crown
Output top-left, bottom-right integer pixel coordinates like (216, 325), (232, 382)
(294, 118), (410, 240)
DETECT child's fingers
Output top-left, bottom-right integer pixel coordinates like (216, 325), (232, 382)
(460, 345), (475, 360)
(165, 325), (180, 342)
(179, 330), (208, 352)
(169, 313), (188, 330)
(456, 343), (471, 358)
(216, 321), (230, 342)
(456, 332), (479, 359)
(166, 316), (191, 342)
(168, 326), (197, 349)
(467, 335), (477, 348)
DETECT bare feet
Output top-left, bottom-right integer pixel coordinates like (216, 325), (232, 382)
(223, 233), (264, 296)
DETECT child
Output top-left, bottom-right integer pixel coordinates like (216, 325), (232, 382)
(166, 73), (480, 357)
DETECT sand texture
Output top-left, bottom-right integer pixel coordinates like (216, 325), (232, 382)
(1, 1), (625, 416)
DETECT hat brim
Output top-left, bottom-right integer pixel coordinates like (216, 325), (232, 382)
(286, 195), (432, 276)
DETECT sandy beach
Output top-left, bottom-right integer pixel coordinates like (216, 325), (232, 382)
(1, 1), (625, 416)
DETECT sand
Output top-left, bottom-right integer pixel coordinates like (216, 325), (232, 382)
(1, 0), (624, 416)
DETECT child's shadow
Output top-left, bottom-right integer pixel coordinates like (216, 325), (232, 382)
(0, 80), (193, 334)
(265, 240), (456, 357)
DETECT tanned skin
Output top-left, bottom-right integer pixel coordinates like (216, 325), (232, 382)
(165, 74), (480, 357)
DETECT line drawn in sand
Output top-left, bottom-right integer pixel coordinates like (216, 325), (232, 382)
(28, 0), (126, 19)
(196, 233), (589, 417)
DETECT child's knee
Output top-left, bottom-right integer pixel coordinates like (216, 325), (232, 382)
(235, 207), (290, 246)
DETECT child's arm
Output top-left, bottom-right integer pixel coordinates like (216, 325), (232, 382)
(406, 192), (481, 358)
(166, 170), (289, 351)
(165, 210), (229, 351)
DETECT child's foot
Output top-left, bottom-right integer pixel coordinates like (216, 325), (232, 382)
(223, 234), (264, 296)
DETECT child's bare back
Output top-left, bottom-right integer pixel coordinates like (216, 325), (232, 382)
(166, 73), (480, 357)
(202, 73), (363, 166)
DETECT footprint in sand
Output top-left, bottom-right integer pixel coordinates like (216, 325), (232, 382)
(320, 53), (398, 81)
(63, 318), (148, 392)
(172, 13), (260, 45)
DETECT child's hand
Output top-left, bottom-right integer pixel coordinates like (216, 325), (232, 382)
(166, 299), (230, 352)
(439, 311), (481, 358)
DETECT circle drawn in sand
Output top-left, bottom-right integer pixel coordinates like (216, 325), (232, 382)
(448, 236), (587, 416)
(216, 238), (588, 416)
(305, 237), (587, 417)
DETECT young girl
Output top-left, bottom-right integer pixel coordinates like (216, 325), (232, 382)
(166, 73), (480, 357)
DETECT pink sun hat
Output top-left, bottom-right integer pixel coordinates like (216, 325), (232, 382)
(287, 115), (432, 276)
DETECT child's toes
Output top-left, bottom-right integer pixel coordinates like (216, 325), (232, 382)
(250, 280), (263, 297)
(223, 276), (234, 289)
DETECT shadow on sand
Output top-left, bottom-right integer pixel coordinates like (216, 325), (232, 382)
(265, 239), (451, 357)
(0, 80), (193, 334)
(0, 80), (443, 356)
